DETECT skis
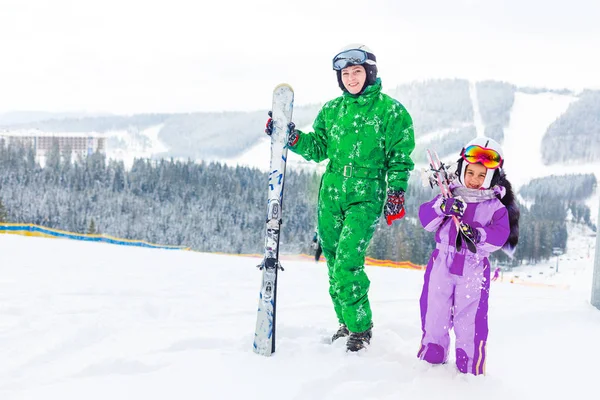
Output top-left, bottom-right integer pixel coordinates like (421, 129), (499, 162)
(426, 149), (477, 254)
(253, 84), (294, 356)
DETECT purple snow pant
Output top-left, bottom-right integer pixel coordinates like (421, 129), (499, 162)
(417, 244), (491, 375)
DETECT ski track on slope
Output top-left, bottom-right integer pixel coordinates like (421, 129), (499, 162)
(469, 81), (485, 137)
(503, 91), (578, 190)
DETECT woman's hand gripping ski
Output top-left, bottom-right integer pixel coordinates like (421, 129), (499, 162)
(265, 111), (298, 147)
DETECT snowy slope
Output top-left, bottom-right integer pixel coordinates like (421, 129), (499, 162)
(0, 232), (599, 400)
(502, 91), (600, 222)
(226, 88), (595, 183)
(226, 87), (600, 223)
(104, 124), (169, 168)
(220, 123), (329, 174)
(423, 87), (594, 189)
(503, 92), (589, 187)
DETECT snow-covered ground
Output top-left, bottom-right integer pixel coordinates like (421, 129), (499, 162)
(1, 222), (598, 400)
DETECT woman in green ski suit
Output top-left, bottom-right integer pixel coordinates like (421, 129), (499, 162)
(268, 44), (415, 351)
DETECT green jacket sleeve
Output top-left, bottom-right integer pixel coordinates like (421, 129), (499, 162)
(385, 105), (415, 192)
(288, 108), (328, 163)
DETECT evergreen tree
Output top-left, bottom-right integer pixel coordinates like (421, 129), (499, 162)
(45, 138), (61, 172)
(88, 219), (97, 234)
(0, 141), (578, 264)
(0, 198), (7, 222)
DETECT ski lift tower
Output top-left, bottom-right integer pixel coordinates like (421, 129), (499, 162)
(591, 201), (600, 310)
(552, 247), (563, 273)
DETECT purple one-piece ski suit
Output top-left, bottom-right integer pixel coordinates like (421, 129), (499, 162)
(417, 184), (510, 375)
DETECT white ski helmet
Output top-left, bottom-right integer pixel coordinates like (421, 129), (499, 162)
(333, 44), (377, 67)
(333, 43), (378, 92)
(458, 136), (504, 189)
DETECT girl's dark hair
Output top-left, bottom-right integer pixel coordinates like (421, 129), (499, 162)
(456, 158), (520, 250)
(496, 171), (520, 250)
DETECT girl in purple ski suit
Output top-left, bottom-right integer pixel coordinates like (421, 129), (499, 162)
(417, 137), (519, 375)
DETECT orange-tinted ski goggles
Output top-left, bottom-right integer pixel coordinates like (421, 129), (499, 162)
(461, 145), (503, 169)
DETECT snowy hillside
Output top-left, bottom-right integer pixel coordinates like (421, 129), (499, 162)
(225, 86), (600, 223)
(501, 91), (599, 222)
(502, 91), (595, 188)
(224, 87), (587, 184)
(104, 124), (169, 168)
(0, 124), (170, 169)
(220, 122), (329, 174)
(1, 224), (598, 399)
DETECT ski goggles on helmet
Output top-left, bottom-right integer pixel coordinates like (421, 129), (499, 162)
(461, 145), (503, 169)
(332, 49), (370, 70)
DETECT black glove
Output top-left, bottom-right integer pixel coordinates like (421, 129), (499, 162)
(440, 197), (466, 218)
(287, 122), (299, 147)
(459, 222), (480, 245)
(265, 111), (299, 147)
(384, 189), (405, 225)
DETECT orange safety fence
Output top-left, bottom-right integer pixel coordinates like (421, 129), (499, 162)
(216, 252), (425, 270)
(1, 224), (571, 288)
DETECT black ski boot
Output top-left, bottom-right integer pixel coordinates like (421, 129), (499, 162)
(346, 326), (372, 352)
(331, 324), (349, 343)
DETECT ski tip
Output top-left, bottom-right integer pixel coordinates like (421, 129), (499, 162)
(274, 83), (294, 92)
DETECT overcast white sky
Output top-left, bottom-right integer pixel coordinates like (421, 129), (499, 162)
(1, 0), (599, 114)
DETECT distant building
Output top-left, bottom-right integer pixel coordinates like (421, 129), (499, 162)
(0, 130), (106, 164)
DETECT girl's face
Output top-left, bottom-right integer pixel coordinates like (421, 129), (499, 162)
(464, 163), (488, 189)
(341, 65), (366, 94)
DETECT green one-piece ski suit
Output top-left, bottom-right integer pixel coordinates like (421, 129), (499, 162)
(289, 78), (415, 333)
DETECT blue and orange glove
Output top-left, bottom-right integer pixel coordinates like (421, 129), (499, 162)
(265, 111), (298, 147)
(384, 189), (405, 225)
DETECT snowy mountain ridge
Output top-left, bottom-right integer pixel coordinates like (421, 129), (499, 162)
(224, 89), (600, 223)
